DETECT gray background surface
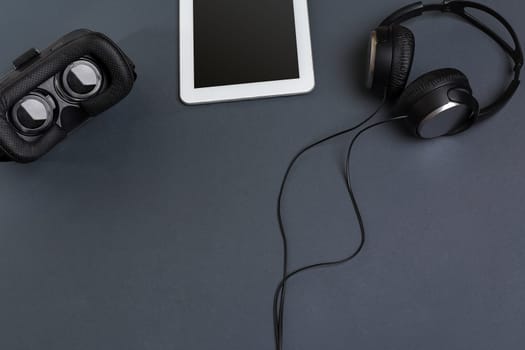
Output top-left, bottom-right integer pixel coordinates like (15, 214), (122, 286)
(0, 0), (524, 349)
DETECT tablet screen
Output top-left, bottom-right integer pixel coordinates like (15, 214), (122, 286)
(193, 0), (300, 88)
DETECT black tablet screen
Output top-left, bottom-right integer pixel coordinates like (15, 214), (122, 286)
(193, 0), (300, 88)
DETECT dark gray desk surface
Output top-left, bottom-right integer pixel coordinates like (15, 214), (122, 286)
(1, 1), (524, 349)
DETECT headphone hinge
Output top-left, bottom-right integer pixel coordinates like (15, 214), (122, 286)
(514, 57), (523, 83)
(441, 0), (453, 12)
(515, 60), (523, 73)
(441, 0), (465, 14)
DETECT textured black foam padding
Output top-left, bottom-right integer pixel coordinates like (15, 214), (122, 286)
(0, 29), (136, 163)
(0, 120), (67, 163)
(388, 25), (415, 97)
(396, 68), (471, 113)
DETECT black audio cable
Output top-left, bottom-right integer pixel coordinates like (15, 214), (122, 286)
(273, 101), (386, 348)
(274, 111), (408, 350)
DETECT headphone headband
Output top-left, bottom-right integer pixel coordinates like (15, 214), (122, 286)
(380, 0), (523, 119)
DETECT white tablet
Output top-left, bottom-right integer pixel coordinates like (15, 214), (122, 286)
(179, 0), (315, 104)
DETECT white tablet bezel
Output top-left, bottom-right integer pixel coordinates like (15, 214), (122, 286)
(179, 0), (315, 105)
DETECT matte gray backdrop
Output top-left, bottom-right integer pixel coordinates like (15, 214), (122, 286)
(0, 1), (523, 349)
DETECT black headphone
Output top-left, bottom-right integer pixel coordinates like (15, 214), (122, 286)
(274, 3), (523, 350)
(366, 0), (523, 139)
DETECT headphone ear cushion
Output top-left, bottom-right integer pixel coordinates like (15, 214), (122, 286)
(395, 68), (479, 138)
(388, 25), (415, 97)
(396, 68), (470, 114)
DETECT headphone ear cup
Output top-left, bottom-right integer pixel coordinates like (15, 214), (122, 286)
(366, 25), (414, 98)
(395, 68), (479, 138)
(388, 25), (415, 97)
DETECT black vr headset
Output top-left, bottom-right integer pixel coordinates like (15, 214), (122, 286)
(0, 29), (136, 163)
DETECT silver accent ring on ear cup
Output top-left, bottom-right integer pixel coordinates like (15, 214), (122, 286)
(416, 87), (480, 139)
(366, 31), (378, 89)
(61, 59), (103, 101)
(417, 101), (464, 139)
